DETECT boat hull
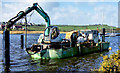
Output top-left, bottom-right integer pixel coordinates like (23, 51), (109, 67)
(26, 42), (109, 59)
(27, 47), (79, 59)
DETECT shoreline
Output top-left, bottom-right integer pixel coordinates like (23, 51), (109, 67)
(0, 31), (67, 34)
(0, 30), (120, 34)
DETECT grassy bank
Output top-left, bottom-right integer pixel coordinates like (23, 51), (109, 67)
(0, 25), (119, 34)
(25, 24), (117, 32)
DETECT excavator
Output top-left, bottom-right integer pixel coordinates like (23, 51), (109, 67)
(6, 3), (62, 44)
(6, 3), (79, 58)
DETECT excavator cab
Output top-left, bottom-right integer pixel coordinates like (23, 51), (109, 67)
(43, 26), (60, 43)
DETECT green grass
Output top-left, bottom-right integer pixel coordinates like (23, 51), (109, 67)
(23, 25), (45, 31)
(23, 24), (117, 32)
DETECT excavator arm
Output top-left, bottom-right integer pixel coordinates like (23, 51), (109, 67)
(6, 3), (50, 29)
(6, 3), (61, 43)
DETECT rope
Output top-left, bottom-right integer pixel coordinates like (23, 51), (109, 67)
(27, 11), (34, 23)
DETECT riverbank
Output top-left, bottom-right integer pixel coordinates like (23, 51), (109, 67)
(1, 25), (120, 34)
(0, 31), (67, 34)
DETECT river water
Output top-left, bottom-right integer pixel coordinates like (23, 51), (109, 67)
(0, 33), (120, 72)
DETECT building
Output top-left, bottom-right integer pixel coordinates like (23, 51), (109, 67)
(12, 25), (22, 30)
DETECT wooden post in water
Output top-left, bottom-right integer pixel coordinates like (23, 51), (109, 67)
(101, 28), (105, 51)
(102, 28), (105, 42)
(25, 17), (27, 48)
(21, 35), (24, 49)
(3, 30), (10, 72)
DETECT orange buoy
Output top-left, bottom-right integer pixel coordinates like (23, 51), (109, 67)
(109, 47), (112, 50)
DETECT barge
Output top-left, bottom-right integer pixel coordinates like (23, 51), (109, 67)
(26, 29), (109, 59)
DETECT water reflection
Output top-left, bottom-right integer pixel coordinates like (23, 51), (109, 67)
(0, 34), (3, 72)
(0, 34), (120, 71)
(27, 51), (108, 71)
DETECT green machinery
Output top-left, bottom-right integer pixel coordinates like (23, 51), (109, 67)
(6, 3), (61, 44)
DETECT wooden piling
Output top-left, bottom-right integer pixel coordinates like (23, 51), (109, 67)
(102, 28), (105, 42)
(3, 30), (10, 72)
(21, 35), (24, 49)
(25, 17), (27, 48)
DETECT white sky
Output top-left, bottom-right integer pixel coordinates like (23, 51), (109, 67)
(1, 0), (120, 2)
(0, 0), (120, 27)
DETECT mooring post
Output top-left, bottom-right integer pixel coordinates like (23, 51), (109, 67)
(3, 30), (10, 72)
(21, 35), (24, 49)
(25, 16), (27, 48)
(101, 28), (105, 52)
(102, 28), (105, 42)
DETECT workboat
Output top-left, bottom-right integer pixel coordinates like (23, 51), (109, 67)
(4, 2), (109, 59)
(26, 30), (109, 59)
(22, 3), (109, 59)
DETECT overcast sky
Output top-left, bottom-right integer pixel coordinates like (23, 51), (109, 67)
(0, 0), (119, 27)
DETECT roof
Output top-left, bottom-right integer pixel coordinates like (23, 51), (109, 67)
(14, 25), (22, 28)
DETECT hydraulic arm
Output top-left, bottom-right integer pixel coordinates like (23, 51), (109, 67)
(6, 3), (61, 43)
(6, 3), (50, 29)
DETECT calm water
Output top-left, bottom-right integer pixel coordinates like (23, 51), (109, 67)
(0, 33), (120, 72)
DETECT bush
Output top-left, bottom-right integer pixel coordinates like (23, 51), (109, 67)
(93, 50), (120, 72)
